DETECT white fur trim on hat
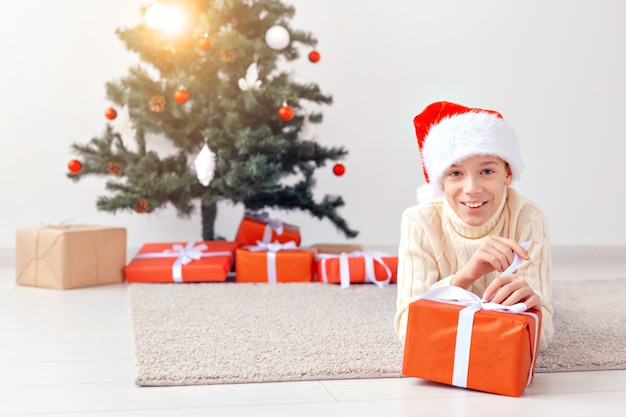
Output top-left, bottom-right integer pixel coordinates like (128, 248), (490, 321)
(421, 111), (523, 199)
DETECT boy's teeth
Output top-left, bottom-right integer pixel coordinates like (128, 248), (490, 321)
(466, 202), (483, 208)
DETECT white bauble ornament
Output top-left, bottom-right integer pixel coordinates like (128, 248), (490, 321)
(264, 25), (290, 50)
(194, 143), (216, 187)
(297, 114), (312, 141)
(114, 105), (136, 151)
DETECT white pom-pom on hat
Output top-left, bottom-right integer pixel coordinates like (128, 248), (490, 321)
(415, 183), (440, 204)
(413, 101), (523, 204)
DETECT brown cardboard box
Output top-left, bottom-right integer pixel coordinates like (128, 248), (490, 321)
(310, 243), (364, 254)
(15, 225), (127, 289)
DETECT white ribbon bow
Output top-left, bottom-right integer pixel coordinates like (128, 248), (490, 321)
(134, 242), (232, 283)
(317, 251), (393, 289)
(247, 241), (298, 284)
(417, 286), (538, 389)
(252, 212), (285, 242)
(164, 242), (206, 282)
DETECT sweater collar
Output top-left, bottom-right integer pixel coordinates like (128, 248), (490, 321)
(442, 187), (509, 239)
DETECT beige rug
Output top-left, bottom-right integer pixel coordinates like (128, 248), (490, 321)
(129, 279), (626, 386)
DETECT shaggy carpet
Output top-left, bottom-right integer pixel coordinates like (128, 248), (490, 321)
(129, 279), (626, 386)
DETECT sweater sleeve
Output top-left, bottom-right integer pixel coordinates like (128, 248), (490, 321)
(515, 204), (554, 351)
(394, 205), (446, 343)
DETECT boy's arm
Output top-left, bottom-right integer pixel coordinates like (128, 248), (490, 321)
(394, 209), (443, 342)
(518, 209), (554, 349)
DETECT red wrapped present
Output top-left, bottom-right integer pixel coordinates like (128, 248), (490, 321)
(234, 212), (301, 246)
(124, 241), (238, 283)
(235, 241), (315, 283)
(402, 286), (542, 397)
(315, 251), (398, 288)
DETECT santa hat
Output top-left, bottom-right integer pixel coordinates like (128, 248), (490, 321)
(414, 101), (523, 204)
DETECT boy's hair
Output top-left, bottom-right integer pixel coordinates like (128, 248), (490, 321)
(413, 101), (524, 204)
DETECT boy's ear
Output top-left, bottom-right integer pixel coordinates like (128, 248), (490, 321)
(504, 163), (513, 186)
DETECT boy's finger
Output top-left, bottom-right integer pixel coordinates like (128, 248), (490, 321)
(482, 276), (507, 301)
(513, 240), (532, 260)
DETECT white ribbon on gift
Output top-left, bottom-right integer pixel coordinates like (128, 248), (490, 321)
(133, 242), (233, 283)
(250, 212), (285, 243)
(247, 241), (300, 284)
(500, 241), (532, 278)
(417, 286), (539, 389)
(316, 251), (393, 289)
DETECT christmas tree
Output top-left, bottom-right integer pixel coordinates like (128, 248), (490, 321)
(67, 0), (358, 241)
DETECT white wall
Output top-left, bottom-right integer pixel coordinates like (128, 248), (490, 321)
(1, 0), (625, 249)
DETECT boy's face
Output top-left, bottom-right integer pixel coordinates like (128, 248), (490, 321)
(441, 155), (512, 226)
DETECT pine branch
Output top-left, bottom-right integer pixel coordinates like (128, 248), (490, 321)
(242, 177), (358, 238)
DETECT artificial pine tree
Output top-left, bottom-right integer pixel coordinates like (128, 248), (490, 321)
(67, 0), (358, 241)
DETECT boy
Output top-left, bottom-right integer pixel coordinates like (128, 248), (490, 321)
(395, 101), (553, 351)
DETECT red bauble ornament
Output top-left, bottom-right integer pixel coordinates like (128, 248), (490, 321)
(173, 88), (189, 104)
(68, 159), (82, 174)
(308, 50), (321, 63)
(278, 104), (294, 121)
(333, 163), (346, 176)
(199, 36), (211, 50)
(104, 107), (117, 120)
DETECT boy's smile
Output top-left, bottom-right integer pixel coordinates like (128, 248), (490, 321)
(463, 201), (486, 208)
(442, 155), (512, 226)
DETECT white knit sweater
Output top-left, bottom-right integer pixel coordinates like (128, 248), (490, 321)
(394, 187), (554, 351)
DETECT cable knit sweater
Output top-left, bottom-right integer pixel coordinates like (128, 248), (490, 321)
(394, 187), (554, 351)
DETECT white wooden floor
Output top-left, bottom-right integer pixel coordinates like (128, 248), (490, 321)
(2, 246), (626, 417)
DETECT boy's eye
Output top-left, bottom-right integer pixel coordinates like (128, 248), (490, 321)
(482, 169), (494, 175)
(449, 170), (462, 177)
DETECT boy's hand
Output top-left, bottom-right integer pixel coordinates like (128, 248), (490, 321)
(482, 274), (541, 310)
(452, 236), (529, 288)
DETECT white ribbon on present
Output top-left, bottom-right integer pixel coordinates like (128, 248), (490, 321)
(316, 251), (393, 289)
(500, 241), (532, 277)
(417, 286), (539, 389)
(133, 242), (233, 283)
(252, 212), (285, 243)
(247, 241), (300, 284)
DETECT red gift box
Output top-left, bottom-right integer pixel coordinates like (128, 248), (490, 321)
(235, 241), (315, 283)
(315, 251), (397, 288)
(402, 286), (541, 397)
(124, 241), (238, 283)
(234, 212), (301, 246)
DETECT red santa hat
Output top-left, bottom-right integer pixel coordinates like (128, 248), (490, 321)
(414, 101), (524, 204)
